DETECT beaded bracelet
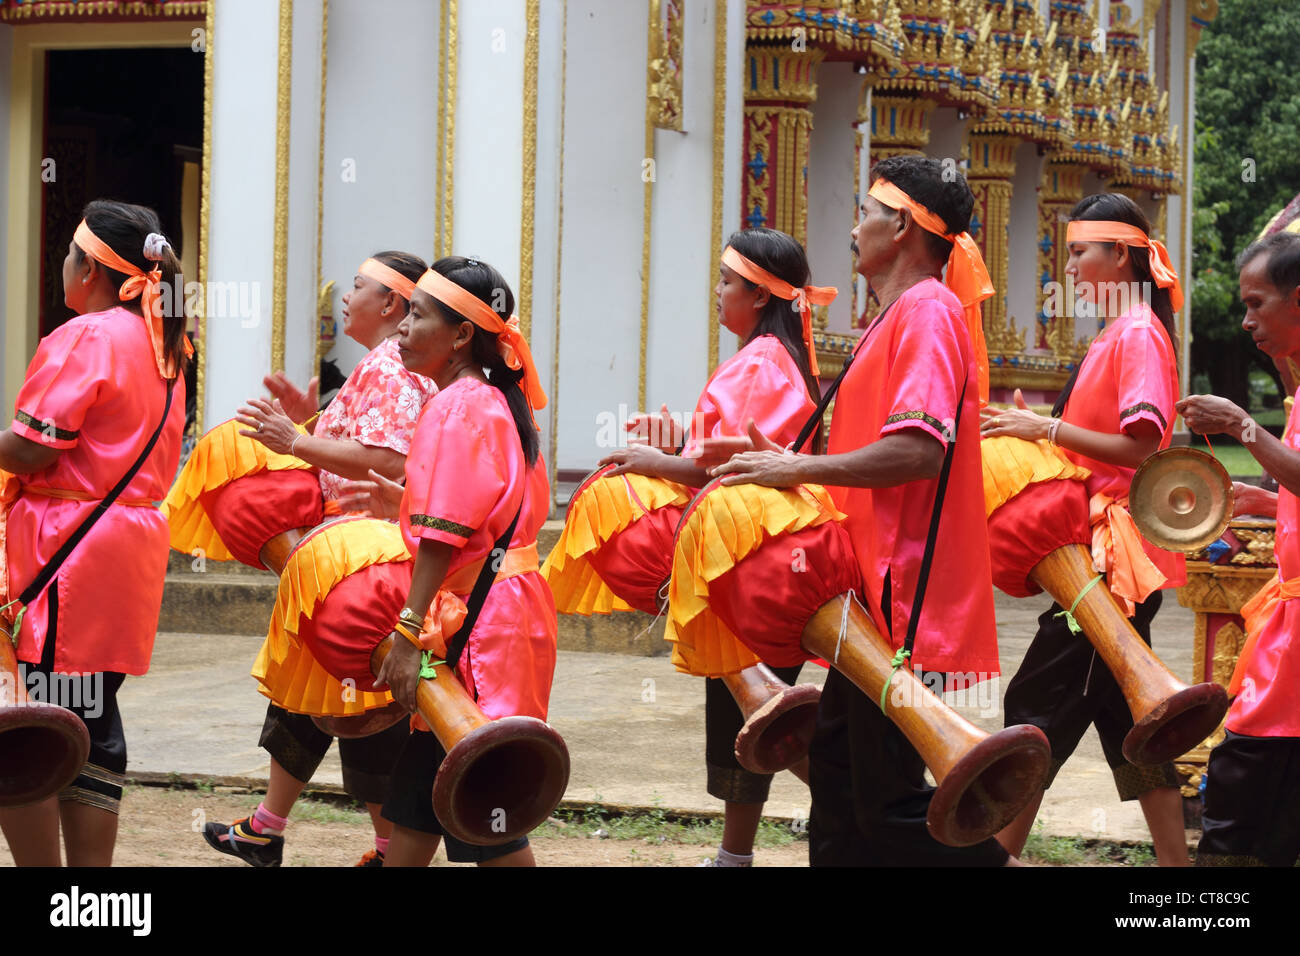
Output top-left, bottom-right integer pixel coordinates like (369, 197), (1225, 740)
(1046, 418), (1062, 445)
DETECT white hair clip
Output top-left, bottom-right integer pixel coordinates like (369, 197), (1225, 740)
(143, 232), (172, 262)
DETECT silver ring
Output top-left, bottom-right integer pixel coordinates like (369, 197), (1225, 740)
(257, 422), (264, 433)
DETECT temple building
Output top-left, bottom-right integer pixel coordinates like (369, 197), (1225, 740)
(1, 0), (1217, 503)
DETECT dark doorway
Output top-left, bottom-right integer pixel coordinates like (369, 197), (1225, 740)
(41, 46), (203, 420)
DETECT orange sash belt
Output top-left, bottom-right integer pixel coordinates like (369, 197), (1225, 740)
(418, 542), (541, 655)
(1228, 573), (1300, 696)
(1089, 492), (1167, 617)
(22, 485), (157, 507)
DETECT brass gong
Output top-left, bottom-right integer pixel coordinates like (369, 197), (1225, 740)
(1130, 447), (1234, 552)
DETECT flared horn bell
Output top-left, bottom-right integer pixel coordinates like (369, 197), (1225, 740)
(370, 637), (570, 846)
(0, 638), (91, 807)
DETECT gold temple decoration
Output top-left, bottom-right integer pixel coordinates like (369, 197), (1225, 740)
(649, 0), (685, 131)
(0, 0), (205, 21)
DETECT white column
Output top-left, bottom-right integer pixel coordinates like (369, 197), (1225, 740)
(719, 0), (746, 363)
(645, 0), (721, 425)
(204, 0), (281, 425)
(319, 0), (441, 374)
(452, 0), (526, 284)
(554, 0), (649, 471)
(284, 0), (325, 392)
(806, 60), (859, 335)
(1007, 142), (1046, 353)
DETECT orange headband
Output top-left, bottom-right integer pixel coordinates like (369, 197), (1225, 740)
(358, 258), (417, 302)
(721, 246), (836, 378)
(867, 178), (994, 404)
(415, 268), (548, 417)
(1065, 220), (1183, 313)
(73, 219), (192, 379)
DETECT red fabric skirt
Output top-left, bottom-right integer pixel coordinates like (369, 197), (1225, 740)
(986, 479), (1091, 598)
(295, 559), (412, 692)
(199, 469), (324, 569)
(702, 522), (861, 668)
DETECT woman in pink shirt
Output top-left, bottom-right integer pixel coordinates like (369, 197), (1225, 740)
(0, 200), (190, 866)
(981, 192), (1189, 865)
(193, 252), (436, 868)
(543, 227), (828, 867)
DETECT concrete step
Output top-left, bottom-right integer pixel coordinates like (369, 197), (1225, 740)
(158, 517), (667, 656)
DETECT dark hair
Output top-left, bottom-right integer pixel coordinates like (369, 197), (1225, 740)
(870, 155), (975, 265)
(369, 250), (427, 302)
(429, 256), (540, 467)
(1069, 192), (1176, 341)
(1237, 231), (1300, 294)
(726, 227), (822, 451)
(76, 199), (189, 379)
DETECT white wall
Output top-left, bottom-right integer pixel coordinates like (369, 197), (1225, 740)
(718, 0), (746, 363)
(928, 106), (967, 167)
(319, 0), (441, 376)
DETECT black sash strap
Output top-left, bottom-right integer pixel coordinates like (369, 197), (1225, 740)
(18, 376), (177, 609)
(791, 303), (895, 454)
(900, 376), (967, 658)
(1051, 361), (1083, 418)
(443, 502), (523, 670)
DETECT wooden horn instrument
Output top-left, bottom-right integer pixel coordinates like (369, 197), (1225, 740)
(1030, 544), (1228, 766)
(0, 633), (91, 807)
(725, 664), (816, 784)
(370, 636), (571, 846)
(669, 480), (1050, 846)
(801, 596), (1050, 847)
(982, 436), (1230, 767)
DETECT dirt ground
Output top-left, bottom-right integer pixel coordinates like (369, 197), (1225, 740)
(0, 786), (812, 868)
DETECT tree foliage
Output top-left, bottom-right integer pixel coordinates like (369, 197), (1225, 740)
(1192, 0), (1300, 404)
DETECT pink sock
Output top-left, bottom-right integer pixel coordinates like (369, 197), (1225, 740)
(375, 836), (390, 856)
(250, 803), (289, 835)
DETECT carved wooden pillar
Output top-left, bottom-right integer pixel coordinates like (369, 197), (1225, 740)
(1037, 160), (1088, 357)
(966, 131), (1024, 362)
(742, 45), (824, 246)
(867, 93), (936, 164)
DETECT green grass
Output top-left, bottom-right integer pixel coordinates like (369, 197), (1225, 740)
(290, 797), (371, 826)
(1211, 443), (1263, 478)
(532, 803), (805, 849)
(1021, 822), (1158, 867)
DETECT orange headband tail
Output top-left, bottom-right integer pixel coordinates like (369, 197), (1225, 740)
(720, 246), (837, 378)
(358, 258), (418, 302)
(415, 268), (548, 419)
(1064, 220), (1184, 313)
(867, 178), (993, 404)
(74, 219), (192, 379)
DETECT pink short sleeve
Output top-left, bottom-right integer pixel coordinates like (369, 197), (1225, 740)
(682, 338), (816, 456)
(402, 403), (509, 549)
(12, 321), (112, 450)
(1113, 315), (1177, 436)
(878, 297), (967, 447)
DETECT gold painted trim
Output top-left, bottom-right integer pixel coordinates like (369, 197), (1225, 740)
(519, 0), (539, 342)
(196, 0), (215, 433)
(549, 0), (568, 511)
(314, 0), (328, 370)
(638, 0), (656, 411)
(271, 0), (294, 375)
(438, 0), (458, 258)
(707, 0), (726, 373)
(0, 1), (206, 22)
